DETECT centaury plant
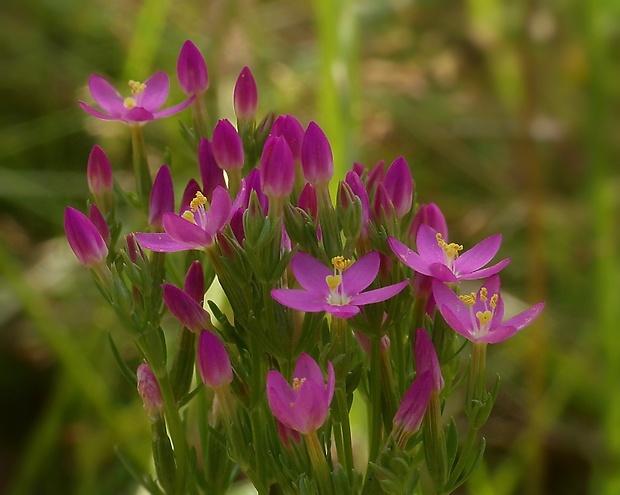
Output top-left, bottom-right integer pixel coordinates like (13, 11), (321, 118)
(64, 40), (544, 495)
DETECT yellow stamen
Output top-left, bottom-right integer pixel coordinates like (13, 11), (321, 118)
(182, 211), (195, 223)
(326, 275), (342, 291)
(292, 377), (306, 391)
(480, 287), (488, 302)
(190, 191), (207, 211)
(490, 294), (498, 309)
(331, 256), (351, 271)
(476, 310), (492, 325)
(436, 233), (463, 260)
(123, 97), (136, 109)
(128, 80), (147, 95)
(459, 292), (477, 306)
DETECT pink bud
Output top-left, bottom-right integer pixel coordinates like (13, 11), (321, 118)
(88, 204), (110, 246)
(297, 182), (318, 221)
(383, 156), (414, 218)
(393, 371), (432, 435)
(272, 114), (305, 163)
(414, 328), (444, 392)
(183, 261), (205, 303)
(149, 165), (175, 230)
(301, 122), (334, 186)
(212, 119), (244, 171)
(198, 138), (226, 202)
(87, 145), (113, 211)
(260, 135), (295, 199)
(197, 330), (233, 389)
(177, 40), (209, 96)
(233, 66), (258, 120)
(64, 206), (108, 268)
(408, 203), (448, 246)
(137, 363), (164, 421)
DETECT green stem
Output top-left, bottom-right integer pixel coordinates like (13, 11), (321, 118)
(368, 334), (383, 461)
(317, 185), (342, 258)
(466, 342), (487, 419)
(304, 430), (334, 495)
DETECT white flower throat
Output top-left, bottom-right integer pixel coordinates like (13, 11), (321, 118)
(325, 256), (352, 306)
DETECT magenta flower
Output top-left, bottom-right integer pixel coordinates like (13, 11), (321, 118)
(382, 156), (414, 219)
(266, 353), (335, 434)
(64, 206), (108, 268)
(389, 224), (510, 283)
(135, 185), (240, 252)
(197, 330), (233, 389)
(432, 275), (545, 344)
(212, 119), (244, 171)
(271, 251), (408, 319)
(393, 371), (432, 437)
(148, 165), (175, 230)
(301, 121), (334, 186)
(260, 134), (295, 199)
(233, 66), (258, 121)
(79, 72), (194, 125)
(177, 40), (209, 96)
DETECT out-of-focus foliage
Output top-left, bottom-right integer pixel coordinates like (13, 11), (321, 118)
(1, 0), (618, 494)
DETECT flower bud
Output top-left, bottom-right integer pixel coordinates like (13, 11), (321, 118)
(198, 138), (226, 202)
(87, 145), (113, 212)
(136, 363), (164, 421)
(233, 66), (258, 121)
(88, 204), (110, 246)
(393, 371), (432, 442)
(177, 40), (209, 96)
(260, 135), (295, 199)
(365, 160), (385, 194)
(64, 206), (108, 268)
(297, 182), (318, 221)
(148, 165), (175, 230)
(183, 261), (205, 303)
(408, 203), (448, 246)
(180, 179), (202, 214)
(245, 168), (269, 213)
(372, 182), (393, 223)
(197, 330), (233, 389)
(414, 328), (444, 392)
(272, 114), (304, 163)
(163, 283), (213, 334)
(301, 121), (334, 186)
(383, 156), (414, 218)
(212, 119), (244, 171)
(345, 170), (370, 238)
(125, 233), (145, 264)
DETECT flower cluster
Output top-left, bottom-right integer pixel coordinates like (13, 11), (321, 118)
(64, 40), (544, 495)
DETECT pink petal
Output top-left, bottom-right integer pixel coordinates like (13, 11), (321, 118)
(342, 251), (380, 295)
(162, 213), (213, 248)
(294, 353), (324, 385)
(428, 262), (459, 283)
(501, 302), (545, 332)
(478, 325), (519, 344)
(267, 371), (297, 429)
(204, 186), (232, 237)
(88, 74), (124, 115)
(123, 107), (155, 123)
(459, 258), (510, 280)
(134, 232), (192, 252)
(389, 237), (431, 275)
(78, 101), (117, 121)
(432, 280), (472, 335)
(270, 289), (327, 313)
(416, 225), (445, 264)
(290, 252), (331, 296)
(350, 280), (408, 306)
(153, 96), (195, 119)
(456, 234), (502, 274)
(139, 72), (170, 111)
(291, 380), (330, 433)
(324, 304), (360, 319)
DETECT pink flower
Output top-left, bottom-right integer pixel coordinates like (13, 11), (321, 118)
(64, 206), (108, 268)
(197, 330), (233, 389)
(177, 40), (209, 96)
(79, 72), (194, 125)
(271, 251), (408, 319)
(389, 224), (510, 283)
(432, 275), (545, 344)
(266, 353), (335, 434)
(233, 66), (258, 120)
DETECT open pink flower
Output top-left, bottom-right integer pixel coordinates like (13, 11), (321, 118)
(79, 72), (194, 125)
(432, 275), (545, 344)
(266, 353), (335, 434)
(271, 251), (407, 319)
(135, 185), (241, 252)
(389, 224), (510, 283)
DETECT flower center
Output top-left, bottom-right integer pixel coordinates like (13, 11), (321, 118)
(181, 192), (208, 225)
(436, 233), (463, 272)
(292, 377), (306, 391)
(460, 286), (499, 338)
(123, 80), (147, 109)
(325, 256), (352, 306)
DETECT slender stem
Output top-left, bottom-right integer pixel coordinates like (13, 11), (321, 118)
(368, 334), (383, 461)
(304, 430), (334, 495)
(191, 95), (210, 139)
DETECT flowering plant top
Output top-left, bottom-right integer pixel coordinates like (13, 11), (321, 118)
(65, 39), (545, 495)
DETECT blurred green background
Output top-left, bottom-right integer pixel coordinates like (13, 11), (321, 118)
(1, 0), (618, 494)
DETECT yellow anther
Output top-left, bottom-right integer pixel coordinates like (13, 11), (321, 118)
(480, 287), (488, 302)
(490, 294), (498, 309)
(436, 233), (463, 259)
(459, 292), (477, 306)
(182, 210), (195, 223)
(326, 275), (342, 291)
(331, 256), (351, 272)
(123, 97), (136, 109)
(128, 80), (146, 94)
(190, 191), (207, 211)
(292, 377), (306, 391)
(476, 310), (492, 325)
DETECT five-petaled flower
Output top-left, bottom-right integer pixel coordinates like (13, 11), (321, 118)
(389, 224), (510, 283)
(266, 353), (335, 435)
(135, 185), (242, 252)
(432, 275), (545, 344)
(271, 251), (408, 319)
(79, 72), (194, 125)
